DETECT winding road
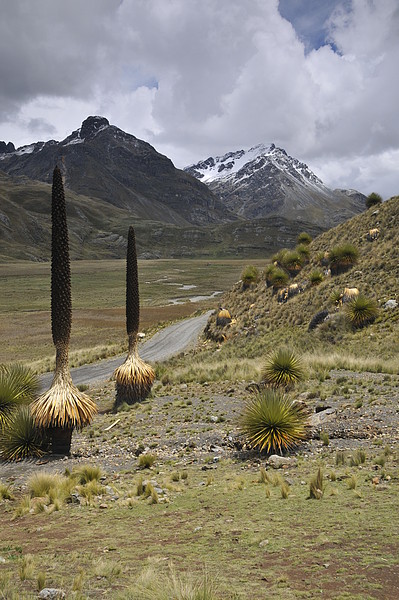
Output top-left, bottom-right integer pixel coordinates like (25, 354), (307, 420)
(40, 310), (212, 390)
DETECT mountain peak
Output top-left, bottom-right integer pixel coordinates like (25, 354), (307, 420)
(80, 116), (110, 139)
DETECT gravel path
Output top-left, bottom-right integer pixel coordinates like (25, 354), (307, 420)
(40, 310), (212, 390)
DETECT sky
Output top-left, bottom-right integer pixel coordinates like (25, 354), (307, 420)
(0, 0), (398, 199)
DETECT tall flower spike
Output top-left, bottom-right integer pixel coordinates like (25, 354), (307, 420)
(31, 166), (97, 454)
(114, 226), (155, 407)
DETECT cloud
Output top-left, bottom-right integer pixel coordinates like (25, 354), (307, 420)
(0, 0), (398, 197)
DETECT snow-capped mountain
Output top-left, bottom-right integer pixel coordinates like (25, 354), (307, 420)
(185, 144), (365, 227)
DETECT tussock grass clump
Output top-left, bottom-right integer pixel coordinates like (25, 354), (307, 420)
(138, 453), (156, 469)
(261, 348), (304, 389)
(241, 265), (259, 289)
(118, 563), (219, 600)
(280, 251), (303, 277)
(309, 468), (325, 499)
(344, 295), (378, 329)
(329, 243), (359, 275)
(0, 482), (13, 500)
(297, 232), (312, 245)
(270, 268), (289, 291)
(240, 388), (309, 454)
(27, 471), (64, 498)
(0, 406), (45, 461)
(309, 270), (324, 286)
(70, 464), (102, 484)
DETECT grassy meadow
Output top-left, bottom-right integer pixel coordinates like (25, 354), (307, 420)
(0, 258), (265, 371)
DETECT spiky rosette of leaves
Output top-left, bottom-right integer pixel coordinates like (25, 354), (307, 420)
(270, 268), (289, 291)
(240, 388), (309, 454)
(344, 295), (378, 329)
(51, 165), (71, 347)
(0, 364), (39, 430)
(281, 251), (303, 276)
(329, 244), (359, 275)
(241, 265), (259, 290)
(261, 348), (304, 389)
(114, 226), (155, 406)
(114, 347), (155, 406)
(31, 369), (97, 430)
(0, 406), (45, 461)
(309, 270), (324, 286)
(297, 232), (312, 245)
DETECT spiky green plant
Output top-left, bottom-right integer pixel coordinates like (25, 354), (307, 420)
(240, 388), (308, 454)
(296, 244), (310, 262)
(366, 192), (382, 209)
(0, 364), (38, 430)
(309, 270), (324, 286)
(297, 232), (312, 245)
(0, 406), (44, 461)
(344, 294), (378, 329)
(261, 348), (304, 389)
(263, 264), (278, 287)
(329, 244), (359, 275)
(30, 166), (97, 454)
(270, 268), (289, 291)
(280, 251), (303, 277)
(241, 265), (259, 290)
(114, 226), (155, 407)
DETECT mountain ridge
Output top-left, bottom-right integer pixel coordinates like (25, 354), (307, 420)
(185, 143), (365, 227)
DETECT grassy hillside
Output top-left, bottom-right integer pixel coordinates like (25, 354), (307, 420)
(0, 170), (325, 262)
(166, 196), (399, 383)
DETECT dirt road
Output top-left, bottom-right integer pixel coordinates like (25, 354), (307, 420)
(40, 310), (212, 389)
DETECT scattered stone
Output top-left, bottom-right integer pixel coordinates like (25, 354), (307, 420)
(309, 408), (336, 427)
(99, 503), (108, 509)
(267, 455), (297, 469)
(38, 589), (66, 600)
(259, 539), (269, 547)
(210, 416), (219, 423)
(384, 299), (398, 309)
(194, 526), (202, 532)
(0, 556), (6, 563)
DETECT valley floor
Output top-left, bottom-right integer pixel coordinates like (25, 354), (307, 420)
(1, 369), (398, 599)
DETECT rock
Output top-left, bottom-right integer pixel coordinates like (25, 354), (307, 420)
(259, 539), (269, 547)
(309, 408), (336, 427)
(38, 589), (66, 600)
(210, 416), (219, 423)
(384, 299), (398, 309)
(267, 455), (297, 469)
(0, 556), (6, 563)
(99, 503), (108, 509)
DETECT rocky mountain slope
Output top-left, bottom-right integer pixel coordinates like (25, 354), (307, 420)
(205, 195), (399, 362)
(0, 116), (232, 227)
(185, 144), (365, 227)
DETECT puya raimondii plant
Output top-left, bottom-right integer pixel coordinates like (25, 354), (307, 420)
(113, 225), (155, 407)
(30, 166), (97, 455)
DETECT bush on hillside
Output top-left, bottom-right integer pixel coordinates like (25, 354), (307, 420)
(366, 192), (383, 209)
(344, 295), (378, 329)
(309, 270), (324, 286)
(329, 244), (359, 276)
(280, 251), (303, 277)
(270, 268), (289, 291)
(241, 265), (259, 290)
(297, 232), (312, 245)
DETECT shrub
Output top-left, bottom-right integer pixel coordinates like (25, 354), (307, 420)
(241, 265), (259, 289)
(297, 232), (312, 245)
(329, 244), (359, 275)
(27, 471), (64, 498)
(366, 192), (383, 209)
(307, 309), (329, 332)
(239, 388), (309, 454)
(280, 251), (303, 277)
(0, 406), (45, 461)
(309, 270), (324, 286)
(264, 264), (278, 287)
(261, 348), (304, 389)
(270, 268), (289, 291)
(344, 295), (378, 329)
(295, 244), (310, 263)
